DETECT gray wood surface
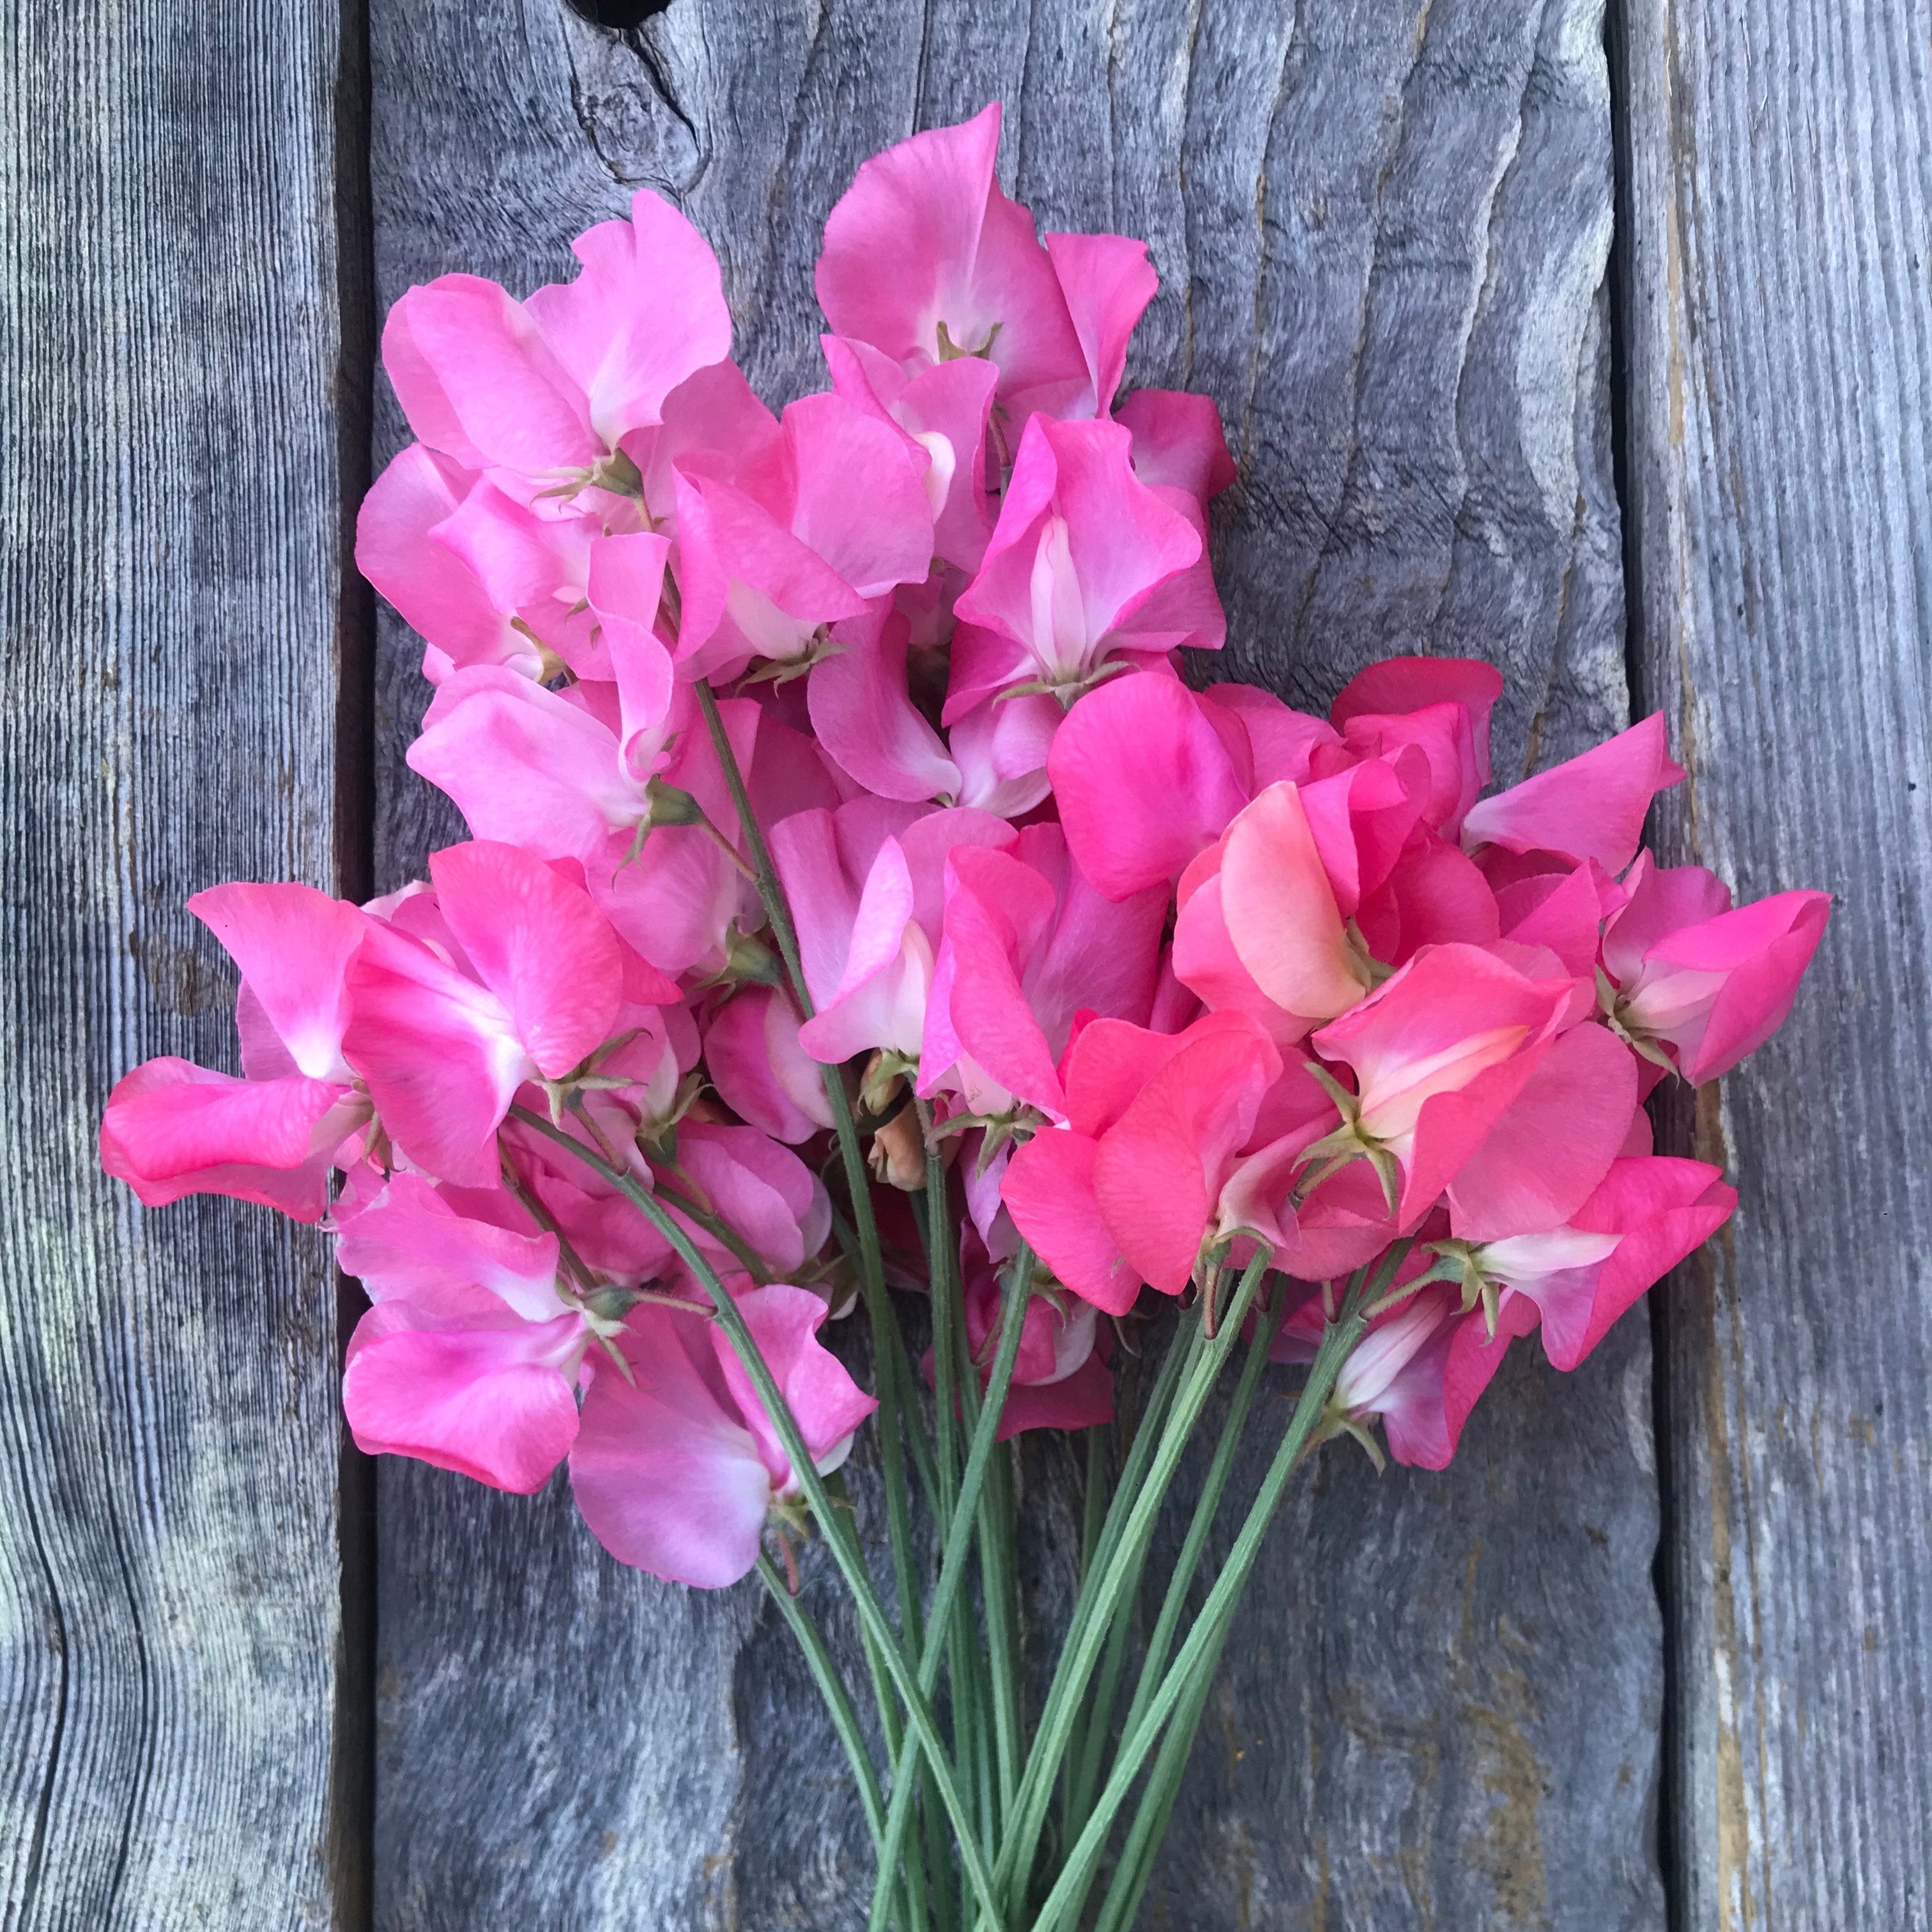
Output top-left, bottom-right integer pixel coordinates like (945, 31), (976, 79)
(0, 3), (369, 1928)
(365, 3), (1660, 1926)
(1617, 3), (1932, 1926)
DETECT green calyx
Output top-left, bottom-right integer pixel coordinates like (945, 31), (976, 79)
(1294, 1060), (1402, 1215)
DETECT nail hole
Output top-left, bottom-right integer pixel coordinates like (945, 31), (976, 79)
(565, 0), (672, 26)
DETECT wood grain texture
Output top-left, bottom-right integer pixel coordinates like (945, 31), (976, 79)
(0, 2), (369, 1926)
(1616, 2), (1932, 1926)
(364, 1), (1653, 1925)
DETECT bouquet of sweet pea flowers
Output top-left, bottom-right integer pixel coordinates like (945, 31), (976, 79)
(102, 103), (1830, 1929)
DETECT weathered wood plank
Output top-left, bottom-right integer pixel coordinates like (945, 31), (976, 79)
(0, 1), (370, 1926)
(365, 2), (1653, 1925)
(1616, 3), (1932, 1924)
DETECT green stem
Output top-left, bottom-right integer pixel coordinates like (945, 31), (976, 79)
(1116, 1282), (1287, 1755)
(866, 1247), (1038, 1932)
(1061, 1271), (1284, 1853)
(1087, 1615), (1220, 1932)
(509, 1104), (1005, 1929)
(755, 1553), (886, 1848)
(992, 1256), (1269, 1923)
(1058, 1551), (1142, 1850)
(1055, 1318), (1198, 1853)
(1078, 1423), (1111, 1585)
(1024, 1263), (1388, 1932)
(918, 1126), (983, 1901)
(978, 1439), (1023, 1825)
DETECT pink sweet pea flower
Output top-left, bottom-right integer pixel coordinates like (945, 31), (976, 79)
(1462, 1156), (1736, 1370)
(1000, 1012), (1284, 1313)
(1326, 654), (1503, 839)
(1443, 1021), (1639, 1242)
(1172, 752), (1504, 1048)
(664, 1121), (833, 1285)
(356, 447), (548, 685)
(497, 1111), (682, 1289)
(672, 391), (934, 683)
(1460, 712), (1686, 874)
(99, 882), (373, 1221)
(1600, 852), (1831, 1084)
(383, 190), (732, 505)
(406, 667), (758, 975)
(190, 881), (366, 1082)
(947, 416), (1211, 716)
(1276, 1282), (1538, 1471)
(1114, 388), (1238, 507)
(808, 603), (962, 806)
(944, 689), (1062, 818)
(99, 1060), (362, 1223)
(703, 986), (835, 1144)
(815, 104), (1146, 426)
(771, 800), (1015, 1069)
(822, 334), (1000, 572)
(569, 1284), (876, 1588)
(918, 825), (1167, 1120)
(1049, 671), (1344, 901)
(937, 1230), (1113, 1440)
(1172, 781), (1381, 1045)
(1307, 943), (1574, 1226)
(337, 1172), (610, 1493)
(342, 841), (629, 1186)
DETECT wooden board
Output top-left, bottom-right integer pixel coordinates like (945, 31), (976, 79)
(0, 1), (370, 1925)
(364, 2), (1662, 1926)
(1616, 2), (1932, 1924)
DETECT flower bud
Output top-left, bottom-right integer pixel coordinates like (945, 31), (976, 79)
(868, 1101), (926, 1192)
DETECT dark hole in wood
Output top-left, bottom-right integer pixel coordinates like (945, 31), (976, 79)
(564, 0), (673, 26)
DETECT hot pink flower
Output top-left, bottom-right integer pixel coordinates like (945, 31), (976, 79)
(342, 841), (634, 1186)
(1307, 943), (1574, 1227)
(355, 448), (550, 685)
(672, 391), (934, 683)
(383, 190), (732, 504)
(771, 800), (1015, 1068)
(918, 825), (1167, 1120)
(99, 1060), (362, 1223)
(822, 334), (1000, 572)
(1462, 1155), (1736, 1370)
(938, 1230), (1113, 1439)
(804, 591), (1059, 821)
(666, 1121), (833, 1284)
(1001, 1012), (1284, 1313)
(99, 882), (372, 1221)
(1600, 853), (1831, 1084)
(1050, 671), (1361, 901)
(570, 1283), (875, 1587)
(1114, 388), (1237, 507)
(1442, 1021), (1639, 1241)
(1460, 712), (1685, 875)
(807, 604), (961, 806)
(944, 690), (1062, 818)
(1325, 655), (1503, 840)
(703, 986), (835, 1144)
(815, 104), (1151, 426)
(1171, 775), (1411, 1045)
(337, 1171), (609, 1492)
(406, 667), (761, 975)
(947, 416), (1213, 715)
(1276, 1281), (1537, 1471)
